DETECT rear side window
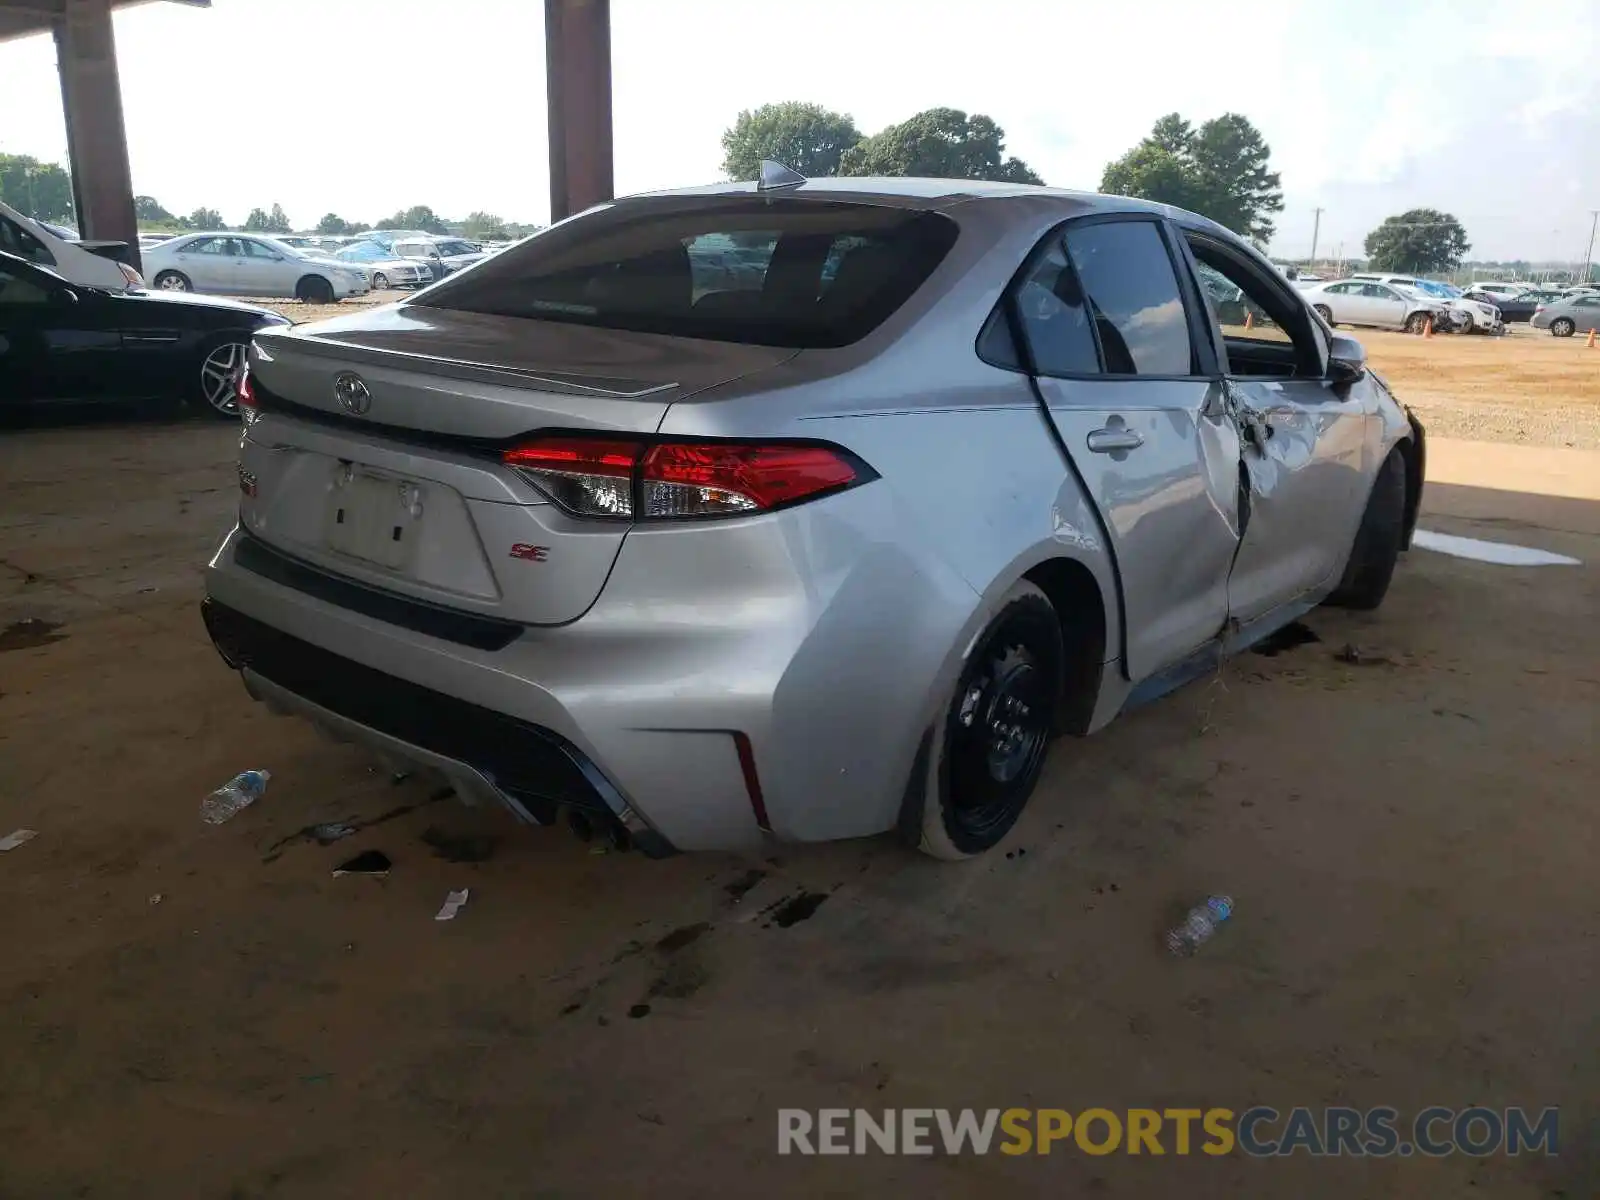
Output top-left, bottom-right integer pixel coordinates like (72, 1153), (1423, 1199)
(419, 198), (959, 348)
(1062, 221), (1193, 375)
(1007, 241), (1100, 375)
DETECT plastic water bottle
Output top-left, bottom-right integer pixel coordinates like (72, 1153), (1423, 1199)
(1166, 895), (1233, 956)
(200, 769), (271, 825)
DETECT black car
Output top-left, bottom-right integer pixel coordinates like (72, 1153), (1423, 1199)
(0, 250), (290, 418)
(1462, 288), (1562, 323)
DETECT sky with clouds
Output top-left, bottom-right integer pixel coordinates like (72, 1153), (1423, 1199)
(1, 0), (1596, 263)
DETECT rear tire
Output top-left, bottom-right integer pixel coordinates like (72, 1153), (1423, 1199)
(917, 581), (1062, 860)
(1326, 449), (1407, 611)
(1550, 318), (1575, 338)
(296, 275), (336, 304)
(1313, 304), (1333, 325)
(153, 270), (191, 292)
(372, 271), (389, 290)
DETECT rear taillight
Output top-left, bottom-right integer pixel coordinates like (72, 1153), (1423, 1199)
(237, 369), (259, 424)
(502, 435), (870, 520)
(503, 437), (636, 518)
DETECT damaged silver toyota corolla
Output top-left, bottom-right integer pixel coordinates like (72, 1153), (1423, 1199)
(202, 171), (1425, 859)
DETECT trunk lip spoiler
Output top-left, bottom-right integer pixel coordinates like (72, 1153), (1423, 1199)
(253, 330), (681, 400)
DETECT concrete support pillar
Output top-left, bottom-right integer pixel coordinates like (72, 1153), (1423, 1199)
(54, 0), (139, 270)
(544, 0), (613, 224)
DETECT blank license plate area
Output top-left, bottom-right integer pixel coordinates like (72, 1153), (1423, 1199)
(324, 468), (425, 570)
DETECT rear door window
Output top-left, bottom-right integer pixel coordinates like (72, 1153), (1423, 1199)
(1004, 240), (1100, 375)
(1061, 220), (1194, 375)
(420, 198), (959, 348)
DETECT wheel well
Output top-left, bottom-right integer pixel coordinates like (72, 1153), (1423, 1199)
(296, 273), (330, 295)
(1023, 558), (1106, 736)
(1396, 426), (1424, 548)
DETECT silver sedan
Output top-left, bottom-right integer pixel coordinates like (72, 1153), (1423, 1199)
(204, 177), (1423, 859)
(143, 234), (368, 303)
(1299, 279), (1449, 333)
(1530, 293), (1600, 337)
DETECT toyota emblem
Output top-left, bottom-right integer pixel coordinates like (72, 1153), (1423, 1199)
(333, 372), (372, 415)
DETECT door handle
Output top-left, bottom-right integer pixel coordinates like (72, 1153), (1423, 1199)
(1086, 427), (1145, 454)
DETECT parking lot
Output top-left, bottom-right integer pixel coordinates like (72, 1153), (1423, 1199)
(2, 325), (1598, 1197)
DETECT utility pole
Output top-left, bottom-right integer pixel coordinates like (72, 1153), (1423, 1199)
(1582, 209), (1599, 285)
(1309, 207), (1324, 268)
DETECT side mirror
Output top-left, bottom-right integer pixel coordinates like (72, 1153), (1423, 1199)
(1327, 332), (1366, 383)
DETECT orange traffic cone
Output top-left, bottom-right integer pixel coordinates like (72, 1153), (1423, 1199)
(1244, 311), (1254, 330)
(1587, 329), (1596, 349)
(1423, 316), (1434, 338)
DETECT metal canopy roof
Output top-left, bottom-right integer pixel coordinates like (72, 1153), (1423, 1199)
(0, 0), (207, 45)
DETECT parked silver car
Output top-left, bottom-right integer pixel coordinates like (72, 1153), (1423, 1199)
(203, 178), (1424, 859)
(334, 240), (435, 290)
(431, 238), (488, 274)
(1299, 278), (1449, 334)
(144, 233), (368, 303)
(1529, 292), (1600, 336)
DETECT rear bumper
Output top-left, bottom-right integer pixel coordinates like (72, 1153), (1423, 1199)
(202, 597), (677, 856)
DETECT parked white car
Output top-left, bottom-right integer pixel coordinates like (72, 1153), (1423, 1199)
(0, 199), (142, 290)
(143, 233), (368, 303)
(1300, 279), (1450, 333)
(334, 240), (436, 289)
(1349, 274), (1502, 334)
(1467, 281), (1531, 300)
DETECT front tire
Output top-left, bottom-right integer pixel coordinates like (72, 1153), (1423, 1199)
(1550, 318), (1576, 338)
(371, 271), (389, 290)
(1405, 312), (1431, 335)
(296, 275), (336, 304)
(917, 581), (1062, 860)
(153, 270), (191, 292)
(1326, 448), (1407, 611)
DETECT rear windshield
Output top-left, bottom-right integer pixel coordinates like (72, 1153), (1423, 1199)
(416, 197), (960, 348)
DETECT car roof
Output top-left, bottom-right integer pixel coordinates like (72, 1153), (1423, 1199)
(624, 175), (1202, 220)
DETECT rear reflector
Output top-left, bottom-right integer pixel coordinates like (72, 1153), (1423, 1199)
(502, 436), (869, 520)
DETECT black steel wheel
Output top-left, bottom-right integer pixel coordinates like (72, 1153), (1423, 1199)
(918, 580), (1062, 859)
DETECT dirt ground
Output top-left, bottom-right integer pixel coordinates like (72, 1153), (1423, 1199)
(2, 384), (1599, 1195)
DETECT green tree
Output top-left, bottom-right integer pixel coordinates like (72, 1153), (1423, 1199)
(377, 204), (448, 234)
(1100, 112), (1283, 242)
(1363, 209), (1471, 273)
(462, 210), (509, 240)
(316, 212), (353, 234)
(720, 102), (862, 180)
(243, 204), (291, 233)
(838, 108), (1042, 183)
(133, 195), (174, 223)
(188, 206), (224, 229)
(0, 154), (75, 222)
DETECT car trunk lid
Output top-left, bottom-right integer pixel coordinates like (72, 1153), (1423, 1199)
(239, 309), (796, 626)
